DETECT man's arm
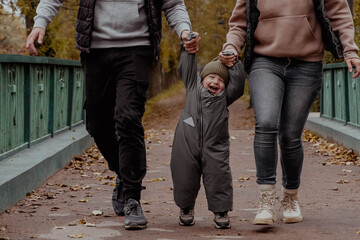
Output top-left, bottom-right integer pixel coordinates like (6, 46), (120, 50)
(26, 0), (65, 55)
(162, 0), (200, 53)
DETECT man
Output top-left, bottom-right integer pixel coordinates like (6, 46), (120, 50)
(26, 0), (200, 230)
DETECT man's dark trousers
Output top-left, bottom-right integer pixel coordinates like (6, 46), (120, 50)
(81, 46), (153, 200)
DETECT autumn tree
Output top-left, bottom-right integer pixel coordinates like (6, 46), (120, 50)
(1, 0), (79, 59)
(0, 8), (26, 54)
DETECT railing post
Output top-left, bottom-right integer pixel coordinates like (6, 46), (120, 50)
(24, 63), (30, 147)
(49, 66), (55, 137)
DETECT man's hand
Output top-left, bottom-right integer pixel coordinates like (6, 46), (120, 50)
(181, 30), (201, 54)
(26, 27), (45, 55)
(346, 58), (360, 79)
(219, 49), (238, 67)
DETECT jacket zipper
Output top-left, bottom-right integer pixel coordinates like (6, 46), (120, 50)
(198, 92), (203, 159)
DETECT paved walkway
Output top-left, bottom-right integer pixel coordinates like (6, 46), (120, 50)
(0, 127), (359, 240)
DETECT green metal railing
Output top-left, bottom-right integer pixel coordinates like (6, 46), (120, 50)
(321, 62), (360, 127)
(0, 54), (85, 160)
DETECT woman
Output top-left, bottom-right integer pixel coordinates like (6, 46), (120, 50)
(219, 0), (360, 225)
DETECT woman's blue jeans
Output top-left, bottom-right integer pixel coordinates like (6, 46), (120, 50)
(249, 55), (323, 189)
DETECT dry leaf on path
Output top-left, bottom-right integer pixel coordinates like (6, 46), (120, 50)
(85, 223), (96, 227)
(336, 179), (349, 184)
(68, 221), (77, 226)
(91, 210), (103, 216)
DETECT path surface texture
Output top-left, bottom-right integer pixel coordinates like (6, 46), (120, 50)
(1, 89), (359, 240)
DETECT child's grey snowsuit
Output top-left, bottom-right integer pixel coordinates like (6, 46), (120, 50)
(171, 45), (246, 213)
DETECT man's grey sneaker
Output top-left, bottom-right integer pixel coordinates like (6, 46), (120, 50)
(214, 212), (231, 229)
(112, 176), (125, 216)
(124, 198), (148, 230)
(179, 207), (195, 226)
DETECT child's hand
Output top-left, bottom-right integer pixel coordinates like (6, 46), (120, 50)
(219, 49), (238, 67)
(181, 30), (201, 54)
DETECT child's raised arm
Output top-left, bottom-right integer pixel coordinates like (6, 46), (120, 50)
(226, 59), (246, 106)
(177, 33), (198, 90)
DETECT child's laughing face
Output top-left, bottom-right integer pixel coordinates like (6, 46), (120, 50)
(202, 74), (225, 95)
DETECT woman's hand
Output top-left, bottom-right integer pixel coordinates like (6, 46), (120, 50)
(219, 49), (238, 67)
(346, 58), (360, 78)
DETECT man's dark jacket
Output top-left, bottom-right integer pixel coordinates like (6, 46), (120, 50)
(75, 0), (164, 60)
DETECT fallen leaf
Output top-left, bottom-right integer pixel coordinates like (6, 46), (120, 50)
(79, 218), (87, 224)
(78, 199), (88, 203)
(55, 226), (66, 229)
(237, 177), (250, 182)
(92, 210), (103, 216)
(68, 221), (77, 226)
(337, 179), (349, 184)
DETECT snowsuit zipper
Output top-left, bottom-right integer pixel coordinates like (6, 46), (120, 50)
(198, 91), (203, 160)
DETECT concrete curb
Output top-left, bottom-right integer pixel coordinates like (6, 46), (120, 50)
(0, 125), (94, 213)
(305, 112), (360, 154)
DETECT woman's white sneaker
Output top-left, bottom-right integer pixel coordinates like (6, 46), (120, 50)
(280, 187), (303, 223)
(253, 184), (276, 225)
